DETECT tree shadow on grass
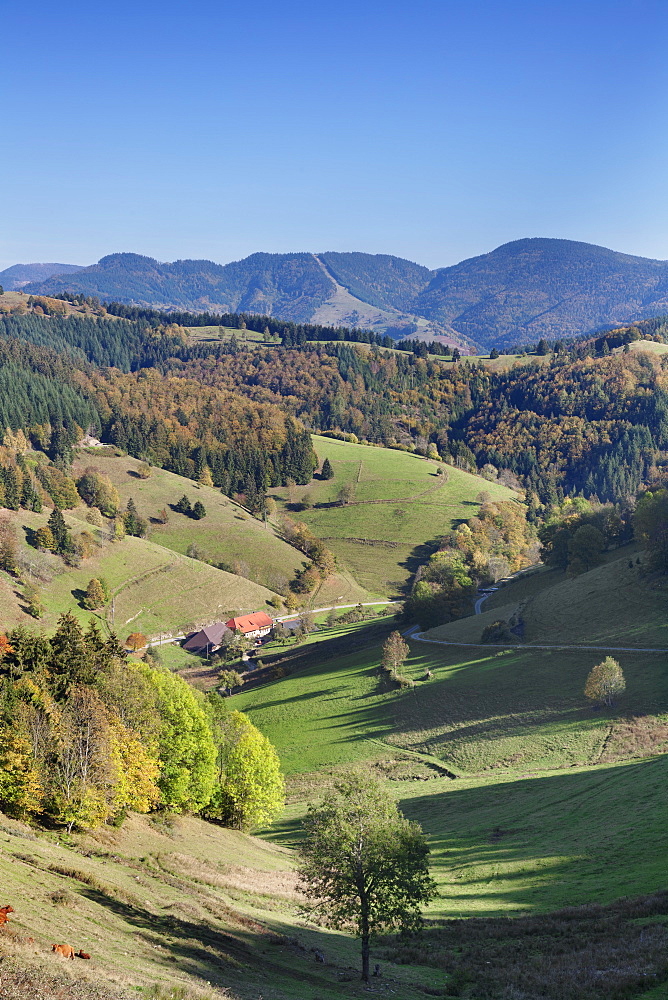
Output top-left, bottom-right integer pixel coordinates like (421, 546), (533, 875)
(72, 882), (346, 994)
(398, 538), (443, 593)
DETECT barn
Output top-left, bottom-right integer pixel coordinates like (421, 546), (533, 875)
(182, 622), (233, 655)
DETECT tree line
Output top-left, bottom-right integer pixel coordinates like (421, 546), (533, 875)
(0, 614), (284, 832)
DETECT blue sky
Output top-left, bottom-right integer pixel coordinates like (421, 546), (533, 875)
(2, 0), (668, 269)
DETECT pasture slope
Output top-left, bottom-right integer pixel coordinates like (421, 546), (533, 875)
(0, 506), (277, 639)
(71, 452), (372, 607)
(232, 549), (668, 998)
(0, 811), (447, 1000)
(271, 435), (517, 595)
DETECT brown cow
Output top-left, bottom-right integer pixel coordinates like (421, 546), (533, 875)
(76, 951), (91, 959)
(52, 944), (75, 959)
(0, 905), (15, 926)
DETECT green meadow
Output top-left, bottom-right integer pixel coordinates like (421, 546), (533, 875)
(72, 452), (372, 606)
(271, 435), (517, 595)
(235, 551), (668, 928)
(0, 506), (277, 638)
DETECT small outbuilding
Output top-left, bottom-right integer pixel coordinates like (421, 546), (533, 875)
(182, 622), (233, 655)
(226, 612), (274, 640)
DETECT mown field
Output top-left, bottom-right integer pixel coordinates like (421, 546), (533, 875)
(271, 435), (517, 595)
(71, 452), (372, 607)
(425, 547), (668, 649)
(185, 324), (274, 345)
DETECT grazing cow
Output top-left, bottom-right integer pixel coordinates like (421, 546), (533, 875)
(76, 951), (91, 959)
(0, 906), (14, 926)
(52, 944), (75, 959)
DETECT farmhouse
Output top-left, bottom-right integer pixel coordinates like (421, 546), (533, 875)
(183, 622), (233, 655)
(226, 612), (273, 640)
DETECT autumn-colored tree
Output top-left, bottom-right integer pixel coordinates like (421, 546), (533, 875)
(83, 578), (106, 610)
(381, 631), (410, 675)
(45, 687), (116, 832)
(198, 466), (214, 487)
(0, 725), (43, 819)
(125, 633), (148, 652)
(0, 517), (19, 575)
(584, 657), (626, 707)
(76, 467), (120, 516)
(22, 581), (44, 619)
(108, 719), (160, 815)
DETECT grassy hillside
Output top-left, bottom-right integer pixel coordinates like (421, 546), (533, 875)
(0, 810), (448, 1000)
(234, 552), (668, 925)
(424, 548), (668, 649)
(0, 506), (277, 639)
(71, 452), (371, 607)
(271, 436), (517, 595)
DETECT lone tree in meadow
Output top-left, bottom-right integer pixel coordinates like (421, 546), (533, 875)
(298, 773), (436, 981)
(584, 657), (626, 707)
(191, 500), (207, 520)
(381, 631), (410, 676)
(337, 483), (355, 506)
(320, 457), (334, 480)
(83, 578), (106, 610)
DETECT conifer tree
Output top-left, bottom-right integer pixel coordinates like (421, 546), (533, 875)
(47, 507), (72, 555)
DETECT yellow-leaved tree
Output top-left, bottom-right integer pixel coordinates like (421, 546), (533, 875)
(109, 719), (161, 815)
(205, 709), (284, 831)
(0, 725), (43, 820)
(584, 657), (626, 707)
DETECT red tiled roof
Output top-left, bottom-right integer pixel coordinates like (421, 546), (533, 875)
(226, 612), (273, 633)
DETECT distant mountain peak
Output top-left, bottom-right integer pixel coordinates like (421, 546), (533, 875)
(15, 238), (668, 350)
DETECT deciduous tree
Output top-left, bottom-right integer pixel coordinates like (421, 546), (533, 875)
(584, 657), (626, 707)
(206, 709), (284, 831)
(298, 773), (437, 981)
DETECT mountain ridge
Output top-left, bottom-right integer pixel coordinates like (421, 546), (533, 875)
(16, 237), (668, 350)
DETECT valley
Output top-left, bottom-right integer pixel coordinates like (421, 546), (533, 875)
(0, 291), (667, 999)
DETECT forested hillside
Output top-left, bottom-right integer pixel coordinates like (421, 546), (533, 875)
(21, 237), (668, 350)
(1, 306), (667, 507)
(415, 238), (668, 349)
(161, 340), (668, 503)
(0, 262), (85, 290)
